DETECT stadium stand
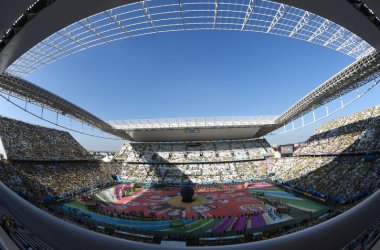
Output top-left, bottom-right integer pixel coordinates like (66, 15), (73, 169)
(114, 139), (274, 163)
(269, 155), (380, 201)
(0, 105), (379, 203)
(1, 104), (378, 201)
(120, 161), (267, 184)
(116, 106), (380, 201)
(0, 105), (380, 247)
(0, 116), (93, 161)
(0, 161), (121, 201)
(266, 105), (380, 201)
(294, 105), (380, 155)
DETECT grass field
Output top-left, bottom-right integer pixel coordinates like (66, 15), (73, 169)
(248, 184), (327, 212)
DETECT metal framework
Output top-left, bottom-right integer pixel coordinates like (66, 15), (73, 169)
(109, 116), (278, 130)
(2, 47), (380, 141)
(6, 0), (375, 77)
(276, 51), (380, 125)
(0, 0), (378, 141)
(270, 77), (380, 135)
(0, 73), (130, 139)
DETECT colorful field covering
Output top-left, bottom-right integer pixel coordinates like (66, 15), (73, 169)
(248, 182), (327, 212)
(62, 203), (195, 231)
(101, 188), (268, 219)
(65, 182), (329, 233)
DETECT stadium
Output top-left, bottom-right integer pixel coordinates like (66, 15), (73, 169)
(0, 0), (380, 249)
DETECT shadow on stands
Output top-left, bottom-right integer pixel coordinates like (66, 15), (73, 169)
(141, 150), (193, 186)
(0, 160), (121, 203)
(128, 140), (270, 163)
(282, 127), (380, 204)
(126, 143), (194, 185)
(304, 115), (380, 149)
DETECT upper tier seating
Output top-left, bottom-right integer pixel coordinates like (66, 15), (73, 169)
(269, 155), (380, 200)
(0, 105), (379, 202)
(0, 161), (121, 199)
(120, 161), (267, 184)
(294, 105), (380, 155)
(114, 139), (274, 163)
(0, 116), (93, 161)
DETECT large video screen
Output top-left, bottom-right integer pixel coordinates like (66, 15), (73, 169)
(280, 145), (294, 154)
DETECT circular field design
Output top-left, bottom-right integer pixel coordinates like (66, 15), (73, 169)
(167, 195), (207, 208)
(99, 187), (266, 219)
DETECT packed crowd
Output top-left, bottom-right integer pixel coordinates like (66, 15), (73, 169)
(0, 161), (121, 200)
(120, 161), (267, 184)
(114, 139), (274, 163)
(0, 104), (380, 247)
(1, 154), (378, 204)
(121, 152), (380, 201)
(269, 155), (380, 200)
(0, 105), (378, 201)
(0, 116), (93, 161)
(1, 155), (376, 203)
(295, 105), (380, 155)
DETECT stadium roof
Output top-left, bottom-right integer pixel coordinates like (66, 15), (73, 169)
(0, 1), (35, 40)
(0, 73), (132, 140)
(109, 116), (278, 130)
(0, 0), (379, 142)
(1, 0), (379, 76)
(109, 116), (279, 142)
(276, 51), (380, 124)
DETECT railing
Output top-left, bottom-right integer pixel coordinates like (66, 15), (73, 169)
(0, 181), (379, 250)
(0, 226), (18, 250)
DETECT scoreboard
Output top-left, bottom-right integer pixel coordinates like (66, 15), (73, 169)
(280, 144), (294, 155)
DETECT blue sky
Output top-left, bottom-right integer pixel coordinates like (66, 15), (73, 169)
(1, 30), (379, 151)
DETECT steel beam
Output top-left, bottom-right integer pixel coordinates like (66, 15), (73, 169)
(241, 0), (257, 31)
(276, 51), (380, 125)
(0, 73), (132, 140)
